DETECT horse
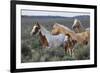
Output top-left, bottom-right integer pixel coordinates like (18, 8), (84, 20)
(30, 22), (67, 49)
(51, 22), (90, 45)
(64, 34), (77, 56)
(72, 19), (90, 33)
(51, 23), (78, 56)
(72, 19), (85, 33)
(85, 28), (90, 31)
(51, 23), (77, 39)
(51, 22), (78, 40)
(75, 31), (90, 45)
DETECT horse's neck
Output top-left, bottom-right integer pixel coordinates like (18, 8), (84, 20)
(80, 28), (85, 32)
(39, 32), (48, 43)
(39, 31), (47, 39)
(39, 32), (43, 38)
(39, 32), (49, 47)
(60, 27), (78, 40)
(40, 26), (50, 34)
(40, 25), (51, 39)
(61, 27), (75, 35)
(58, 24), (72, 31)
(39, 25), (52, 43)
(77, 23), (85, 32)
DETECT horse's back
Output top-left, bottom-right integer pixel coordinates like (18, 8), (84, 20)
(48, 34), (65, 48)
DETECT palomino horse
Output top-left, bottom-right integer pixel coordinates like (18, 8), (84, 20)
(72, 19), (90, 44)
(72, 19), (90, 33)
(30, 22), (67, 49)
(51, 23), (78, 40)
(75, 31), (90, 45)
(72, 19), (85, 33)
(51, 22), (90, 46)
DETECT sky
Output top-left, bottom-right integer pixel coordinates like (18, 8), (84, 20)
(21, 10), (90, 17)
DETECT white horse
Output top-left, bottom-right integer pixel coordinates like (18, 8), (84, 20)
(30, 22), (67, 49)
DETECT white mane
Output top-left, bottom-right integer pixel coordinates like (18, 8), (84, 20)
(73, 19), (79, 26)
(72, 19), (84, 29)
(40, 25), (50, 35)
(39, 24), (66, 48)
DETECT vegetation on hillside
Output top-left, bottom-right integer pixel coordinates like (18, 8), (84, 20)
(21, 15), (90, 63)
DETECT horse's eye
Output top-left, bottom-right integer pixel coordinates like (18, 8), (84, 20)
(36, 27), (39, 30)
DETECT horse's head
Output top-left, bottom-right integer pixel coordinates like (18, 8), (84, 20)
(64, 34), (77, 46)
(51, 23), (71, 35)
(64, 34), (71, 43)
(51, 23), (63, 35)
(30, 22), (40, 36)
(51, 27), (59, 35)
(72, 19), (81, 33)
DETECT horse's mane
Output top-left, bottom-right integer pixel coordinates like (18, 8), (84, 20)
(39, 24), (65, 46)
(54, 23), (74, 33)
(72, 19), (84, 29)
(54, 23), (78, 40)
(39, 24), (52, 42)
(40, 24), (50, 35)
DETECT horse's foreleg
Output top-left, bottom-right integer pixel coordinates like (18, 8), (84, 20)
(67, 49), (69, 54)
(64, 47), (67, 54)
(64, 45), (69, 54)
(71, 48), (75, 57)
(69, 49), (72, 56)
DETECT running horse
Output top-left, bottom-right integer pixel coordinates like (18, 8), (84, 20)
(30, 22), (66, 49)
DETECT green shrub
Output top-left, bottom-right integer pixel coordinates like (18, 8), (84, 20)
(62, 54), (76, 60)
(31, 36), (41, 49)
(31, 49), (41, 62)
(21, 42), (32, 63)
(74, 44), (90, 60)
(48, 56), (61, 61)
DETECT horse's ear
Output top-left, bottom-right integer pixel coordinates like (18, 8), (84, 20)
(36, 22), (40, 28)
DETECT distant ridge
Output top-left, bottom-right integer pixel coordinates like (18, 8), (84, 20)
(21, 15), (68, 18)
(21, 15), (90, 30)
(21, 15), (90, 19)
(74, 15), (90, 19)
